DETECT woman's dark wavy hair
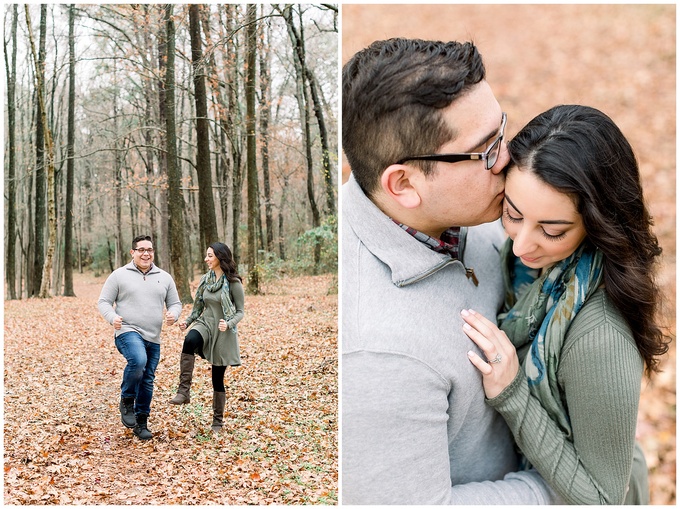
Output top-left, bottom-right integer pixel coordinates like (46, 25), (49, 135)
(209, 242), (242, 283)
(507, 104), (669, 375)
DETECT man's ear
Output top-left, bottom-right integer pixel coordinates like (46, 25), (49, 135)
(380, 164), (422, 209)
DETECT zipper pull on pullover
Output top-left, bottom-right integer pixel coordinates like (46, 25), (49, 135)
(458, 228), (479, 286)
(465, 267), (479, 286)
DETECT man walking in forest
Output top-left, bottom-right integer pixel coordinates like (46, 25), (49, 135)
(98, 235), (182, 440)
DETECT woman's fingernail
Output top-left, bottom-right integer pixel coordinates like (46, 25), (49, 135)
(463, 323), (471, 330)
(461, 309), (469, 317)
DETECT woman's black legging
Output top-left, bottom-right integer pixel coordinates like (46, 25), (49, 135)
(182, 329), (204, 355)
(211, 365), (227, 393)
(182, 329), (227, 392)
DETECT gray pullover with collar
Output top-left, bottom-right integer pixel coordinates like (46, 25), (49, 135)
(341, 174), (559, 504)
(98, 262), (182, 344)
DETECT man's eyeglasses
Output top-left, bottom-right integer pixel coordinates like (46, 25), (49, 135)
(134, 248), (155, 254)
(397, 112), (507, 171)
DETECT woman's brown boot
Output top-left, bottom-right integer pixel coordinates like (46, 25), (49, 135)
(169, 353), (195, 405)
(211, 391), (226, 432)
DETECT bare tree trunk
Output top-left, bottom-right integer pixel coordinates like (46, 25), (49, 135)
(164, 4), (192, 303)
(77, 203), (82, 273)
(63, 3), (76, 296)
(20, 92), (35, 296)
(259, 7), (274, 253)
(32, 4), (47, 296)
(53, 196), (63, 295)
(156, 5), (170, 268)
(202, 8), (230, 243)
(306, 65), (335, 216)
(175, 78), (194, 279)
(225, 5), (243, 264)
(289, 7), (335, 216)
(217, 128), (230, 240)
(245, 4), (259, 293)
(26, 132), (35, 296)
(5, 5), (18, 299)
(143, 5), (159, 268)
(125, 164), (138, 242)
(278, 174), (289, 260)
(189, 4), (218, 249)
(112, 59), (124, 268)
(26, 5), (57, 298)
(106, 238), (114, 272)
(282, 6), (321, 270)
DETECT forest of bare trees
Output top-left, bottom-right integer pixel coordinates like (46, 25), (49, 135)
(4, 3), (338, 300)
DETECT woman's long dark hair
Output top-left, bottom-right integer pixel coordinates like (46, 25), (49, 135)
(507, 104), (669, 374)
(209, 242), (242, 283)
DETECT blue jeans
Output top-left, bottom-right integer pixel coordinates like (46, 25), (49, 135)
(115, 331), (161, 416)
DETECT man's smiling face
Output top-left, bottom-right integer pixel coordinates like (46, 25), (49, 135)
(131, 239), (154, 271)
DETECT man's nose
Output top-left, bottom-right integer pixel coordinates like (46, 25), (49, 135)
(491, 142), (510, 175)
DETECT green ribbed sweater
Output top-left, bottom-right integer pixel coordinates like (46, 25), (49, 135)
(488, 289), (645, 504)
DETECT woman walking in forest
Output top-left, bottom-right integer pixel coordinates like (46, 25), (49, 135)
(170, 242), (245, 432)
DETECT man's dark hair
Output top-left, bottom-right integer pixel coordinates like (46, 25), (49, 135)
(342, 38), (486, 196)
(131, 235), (153, 250)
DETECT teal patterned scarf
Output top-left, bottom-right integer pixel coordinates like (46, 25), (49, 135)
(185, 270), (237, 327)
(499, 239), (604, 438)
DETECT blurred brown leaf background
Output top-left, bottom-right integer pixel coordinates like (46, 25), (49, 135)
(342, 4), (675, 504)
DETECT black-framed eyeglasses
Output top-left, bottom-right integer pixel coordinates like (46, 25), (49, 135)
(397, 112), (507, 170)
(134, 248), (154, 254)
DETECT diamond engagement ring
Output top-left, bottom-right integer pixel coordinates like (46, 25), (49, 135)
(488, 353), (502, 364)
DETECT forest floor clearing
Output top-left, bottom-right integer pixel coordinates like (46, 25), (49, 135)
(4, 271), (338, 505)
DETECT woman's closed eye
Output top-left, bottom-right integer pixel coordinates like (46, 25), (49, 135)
(542, 229), (567, 241)
(503, 208), (567, 241)
(503, 207), (521, 223)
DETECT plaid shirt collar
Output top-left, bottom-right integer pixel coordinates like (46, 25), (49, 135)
(394, 221), (461, 260)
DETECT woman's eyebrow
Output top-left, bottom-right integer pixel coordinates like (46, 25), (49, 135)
(505, 194), (522, 215)
(505, 193), (575, 225)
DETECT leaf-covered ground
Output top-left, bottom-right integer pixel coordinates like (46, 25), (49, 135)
(4, 272), (338, 505)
